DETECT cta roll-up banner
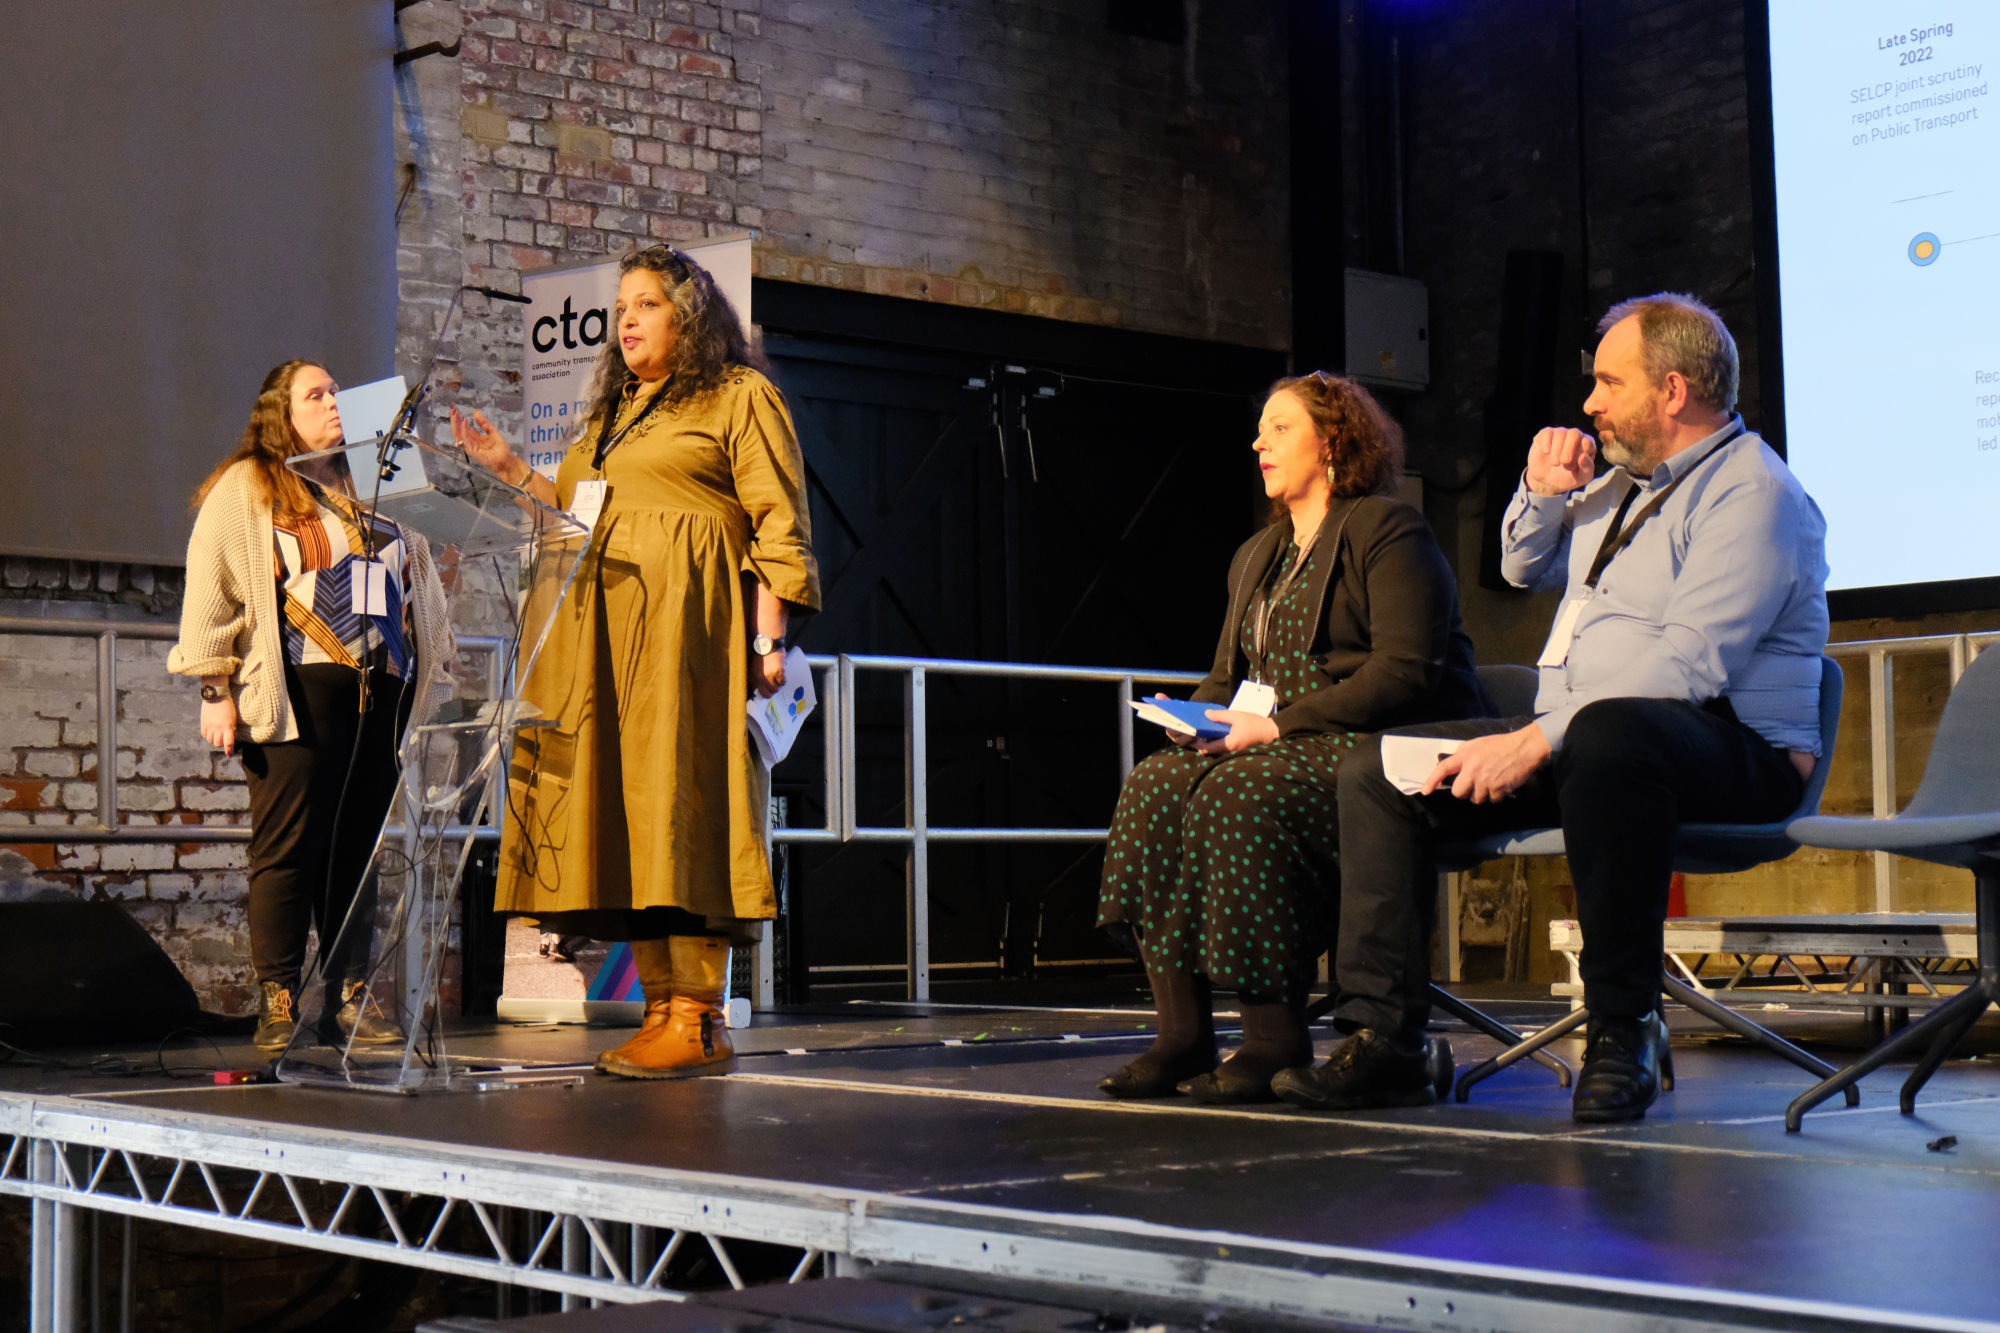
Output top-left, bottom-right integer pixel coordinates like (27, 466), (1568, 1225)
(517, 233), (754, 481)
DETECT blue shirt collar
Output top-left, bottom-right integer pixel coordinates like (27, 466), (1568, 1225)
(1636, 415), (1746, 490)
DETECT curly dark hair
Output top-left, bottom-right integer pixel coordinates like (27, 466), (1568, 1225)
(583, 244), (768, 435)
(1263, 371), (1404, 521)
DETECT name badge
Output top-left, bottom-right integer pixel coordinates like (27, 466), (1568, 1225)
(351, 560), (390, 617)
(1228, 680), (1277, 718)
(1537, 596), (1588, 668)
(570, 479), (610, 532)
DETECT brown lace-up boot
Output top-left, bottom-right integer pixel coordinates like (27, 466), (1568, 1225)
(328, 979), (405, 1044)
(254, 981), (295, 1051)
(603, 936), (736, 1080)
(594, 938), (675, 1074)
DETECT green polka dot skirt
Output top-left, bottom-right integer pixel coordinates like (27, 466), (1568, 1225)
(1097, 540), (1350, 999)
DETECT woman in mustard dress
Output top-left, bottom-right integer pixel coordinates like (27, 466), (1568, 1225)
(453, 245), (819, 1079)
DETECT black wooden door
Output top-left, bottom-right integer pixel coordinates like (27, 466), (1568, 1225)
(764, 328), (1275, 994)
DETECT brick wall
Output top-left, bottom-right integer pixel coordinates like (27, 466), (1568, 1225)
(0, 624), (257, 1013)
(741, 0), (1291, 348)
(443, 0), (770, 449)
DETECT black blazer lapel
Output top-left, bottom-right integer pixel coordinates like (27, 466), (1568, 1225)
(1221, 520), (1292, 664)
(1295, 495), (1367, 650)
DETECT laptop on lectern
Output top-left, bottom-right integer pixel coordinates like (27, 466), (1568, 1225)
(331, 375), (430, 501)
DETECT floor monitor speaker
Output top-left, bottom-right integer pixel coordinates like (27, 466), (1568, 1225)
(0, 902), (205, 1046)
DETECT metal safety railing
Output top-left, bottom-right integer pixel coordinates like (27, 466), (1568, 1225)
(769, 655), (1205, 999)
(6, 615), (1994, 995)
(0, 615), (506, 845)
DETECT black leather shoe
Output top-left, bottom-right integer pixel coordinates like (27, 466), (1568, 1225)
(1097, 1043), (1217, 1099)
(253, 981), (295, 1051)
(1573, 1012), (1666, 1123)
(1270, 1029), (1434, 1110)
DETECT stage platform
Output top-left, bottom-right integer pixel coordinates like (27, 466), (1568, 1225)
(5, 989), (2000, 1332)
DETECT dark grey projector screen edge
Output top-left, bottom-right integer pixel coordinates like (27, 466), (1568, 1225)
(0, 1), (395, 565)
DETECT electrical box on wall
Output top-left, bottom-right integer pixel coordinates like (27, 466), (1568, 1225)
(1344, 268), (1429, 391)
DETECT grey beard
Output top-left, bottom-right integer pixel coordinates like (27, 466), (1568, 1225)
(1599, 427), (1662, 477)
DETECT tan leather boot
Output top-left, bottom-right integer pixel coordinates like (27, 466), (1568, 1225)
(603, 936), (736, 1079)
(594, 938), (675, 1073)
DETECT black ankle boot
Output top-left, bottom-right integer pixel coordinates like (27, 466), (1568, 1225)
(1098, 971), (1217, 1098)
(254, 981), (296, 1051)
(1180, 997), (1312, 1104)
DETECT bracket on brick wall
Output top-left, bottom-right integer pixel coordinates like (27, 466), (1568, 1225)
(394, 38), (461, 66)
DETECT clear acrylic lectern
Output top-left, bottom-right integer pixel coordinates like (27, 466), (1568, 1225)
(277, 433), (592, 1092)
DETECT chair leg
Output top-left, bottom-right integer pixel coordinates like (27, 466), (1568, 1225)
(1453, 1006), (1590, 1103)
(1427, 983), (1572, 1087)
(1661, 973), (1859, 1107)
(1786, 983), (1991, 1131)
(1900, 996), (1988, 1114)
(1788, 870), (2000, 1132)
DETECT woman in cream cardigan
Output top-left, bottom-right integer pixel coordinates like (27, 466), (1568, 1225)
(170, 360), (454, 1050)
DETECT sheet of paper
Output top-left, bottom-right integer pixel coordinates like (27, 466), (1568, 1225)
(570, 479), (609, 532)
(1380, 735), (1464, 796)
(350, 560), (389, 616)
(745, 646), (816, 767)
(1537, 597), (1588, 668)
(1228, 680), (1277, 717)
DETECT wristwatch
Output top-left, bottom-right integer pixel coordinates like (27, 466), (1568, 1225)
(199, 683), (226, 703)
(752, 633), (785, 656)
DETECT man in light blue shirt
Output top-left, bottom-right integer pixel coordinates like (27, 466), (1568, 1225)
(1272, 294), (1829, 1122)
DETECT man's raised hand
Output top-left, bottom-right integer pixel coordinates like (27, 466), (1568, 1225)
(1525, 427), (1597, 496)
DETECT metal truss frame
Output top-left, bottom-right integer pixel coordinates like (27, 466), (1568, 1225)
(5, 1092), (1997, 1333)
(1549, 917), (1983, 1013)
(0, 1095), (835, 1330)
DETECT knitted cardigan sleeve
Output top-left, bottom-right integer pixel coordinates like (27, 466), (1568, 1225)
(167, 472), (252, 678)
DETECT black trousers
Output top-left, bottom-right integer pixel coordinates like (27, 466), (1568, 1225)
(1333, 697), (1805, 1036)
(240, 664), (411, 995)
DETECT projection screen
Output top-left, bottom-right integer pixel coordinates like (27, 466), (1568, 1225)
(0, 1), (395, 565)
(1759, 0), (1998, 615)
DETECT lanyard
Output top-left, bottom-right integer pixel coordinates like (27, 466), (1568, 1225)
(1248, 505), (1354, 684)
(1583, 426), (1742, 589)
(590, 379), (672, 472)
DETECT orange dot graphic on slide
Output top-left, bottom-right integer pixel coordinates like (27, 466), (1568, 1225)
(1909, 232), (1941, 266)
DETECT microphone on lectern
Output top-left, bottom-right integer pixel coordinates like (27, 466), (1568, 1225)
(385, 284), (532, 439)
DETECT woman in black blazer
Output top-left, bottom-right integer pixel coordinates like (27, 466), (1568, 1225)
(1097, 371), (1490, 1103)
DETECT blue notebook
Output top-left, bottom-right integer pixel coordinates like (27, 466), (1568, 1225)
(1129, 697), (1230, 741)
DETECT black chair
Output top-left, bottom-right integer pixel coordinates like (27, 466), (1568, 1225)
(1441, 657), (1859, 1106)
(1782, 646), (2000, 1131)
